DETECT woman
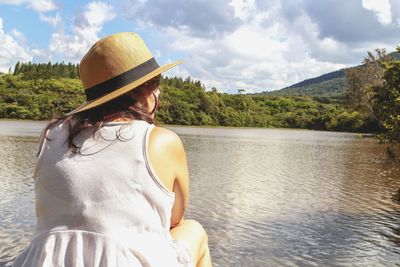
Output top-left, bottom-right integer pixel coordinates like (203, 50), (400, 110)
(13, 32), (212, 267)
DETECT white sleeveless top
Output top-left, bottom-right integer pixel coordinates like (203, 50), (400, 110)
(13, 120), (192, 267)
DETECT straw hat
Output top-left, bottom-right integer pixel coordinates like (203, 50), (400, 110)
(66, 32), (183, 115)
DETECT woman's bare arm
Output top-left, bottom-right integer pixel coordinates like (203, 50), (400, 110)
(148, 127), (189, 228)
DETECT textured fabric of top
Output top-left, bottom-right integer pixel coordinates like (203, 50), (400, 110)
(12, 120), (193, 267)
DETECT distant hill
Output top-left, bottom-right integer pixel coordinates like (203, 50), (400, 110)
(285, 69), (345, 89)
(263, 51), (400, 97)
(269, 70), (347, 97)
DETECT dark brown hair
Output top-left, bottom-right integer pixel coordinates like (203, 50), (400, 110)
(39, 78), (159, 155)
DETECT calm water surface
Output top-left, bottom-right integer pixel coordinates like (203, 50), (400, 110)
(0, 120), (399, 267)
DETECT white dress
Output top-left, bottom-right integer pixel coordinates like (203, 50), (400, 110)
(12, 120), (193, 267)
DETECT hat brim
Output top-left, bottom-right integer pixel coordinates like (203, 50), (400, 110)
(66, 60), (183, 116)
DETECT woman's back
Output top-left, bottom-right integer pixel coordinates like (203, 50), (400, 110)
(13, 120), (187, 266)
(13, 32), (211, 267)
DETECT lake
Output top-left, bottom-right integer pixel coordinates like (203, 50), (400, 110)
(0, 120), (399, 267)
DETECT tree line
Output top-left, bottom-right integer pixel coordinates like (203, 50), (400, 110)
(0, 61), (374, 133)
(13, 61), (79, 79)
(0, 57), (398, 146)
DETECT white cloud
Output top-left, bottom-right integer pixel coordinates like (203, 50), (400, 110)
(1, 0), (61, 29)
(287, 13), (351, 64)
(122, 0), (241, 39)
(0, 18), (32, 72)
(29, 0), (58, 12)
(49, 1), (116, 62)
(49, 32), (88, 61)
(73, 1), (116, 45)
(158, 32), (345, 93)
(362, 0), (392, 25)
(0, 0), (58, 12)
(0, 1), (116, 65)
(10, 28), (27, 45)
(229, 0), (256, 21)
(0, 0), (26, 4)
(39, 13), (62, 27)
(146, 2), (348, 92)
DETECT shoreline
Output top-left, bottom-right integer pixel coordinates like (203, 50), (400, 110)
(0, 118), (377, 137)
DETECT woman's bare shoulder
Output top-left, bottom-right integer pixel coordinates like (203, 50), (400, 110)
(149, 126), (184, 152)
(147, 126), (187, 192)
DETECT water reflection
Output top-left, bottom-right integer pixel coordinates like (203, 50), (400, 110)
(0, 136), (37, 267)
(1, 122), (400, 266)
(177, 127), (400, 266)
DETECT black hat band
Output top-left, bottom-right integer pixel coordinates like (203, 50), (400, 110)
(85, 57), (160, 101)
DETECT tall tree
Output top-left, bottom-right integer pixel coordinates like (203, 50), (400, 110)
(372, 48), (400, 145)
(345, 48), (391, 114)
(13, 62), (21, 75)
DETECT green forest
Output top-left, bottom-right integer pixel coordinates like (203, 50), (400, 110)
(0, 63), (372, 132)
(0, 51), (399, 148)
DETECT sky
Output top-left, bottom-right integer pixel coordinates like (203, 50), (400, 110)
(0, 0), (400, 93)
